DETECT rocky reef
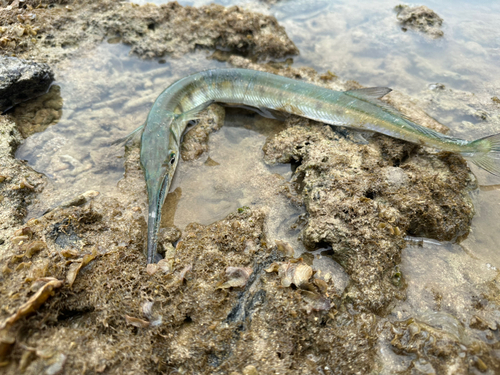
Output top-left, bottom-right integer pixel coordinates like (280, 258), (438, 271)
(0, 1), (499, 374)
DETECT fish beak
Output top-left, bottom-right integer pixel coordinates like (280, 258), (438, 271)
(146, 173), (171, 264)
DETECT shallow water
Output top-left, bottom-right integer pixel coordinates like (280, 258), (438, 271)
(16, 44), (225, 214)
(14, 0), (500, 372)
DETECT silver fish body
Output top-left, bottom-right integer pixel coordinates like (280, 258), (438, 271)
(140, 68), (500, 264)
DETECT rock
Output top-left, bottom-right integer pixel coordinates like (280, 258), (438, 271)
(395, 5), (444, 38)
(0, 2), (299, 65)
(0, 57), (54, 112)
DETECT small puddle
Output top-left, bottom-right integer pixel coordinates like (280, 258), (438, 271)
(15, 43), (225, 215)
(14, 40), (349, 285)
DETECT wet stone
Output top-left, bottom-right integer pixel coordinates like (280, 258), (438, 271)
(0, 1), (299, 64)
(0, 56), (54, 112)
(263, 116), (475, 313)
(387, 312), (499, 374)
(395, 5), (444, 38)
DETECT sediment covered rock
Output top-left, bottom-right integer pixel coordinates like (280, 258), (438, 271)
(395, 5), (444, 38)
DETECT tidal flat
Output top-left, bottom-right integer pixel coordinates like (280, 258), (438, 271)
(0, 1), (499, 374)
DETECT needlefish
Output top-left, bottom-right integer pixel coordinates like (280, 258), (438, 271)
(134, 68), (500, 264)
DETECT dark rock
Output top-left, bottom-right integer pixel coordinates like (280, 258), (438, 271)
(0, 57), (54, 112)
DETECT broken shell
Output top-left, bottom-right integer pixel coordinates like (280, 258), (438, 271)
(66, 262), (82, 287)
(66, 254), (95, 287)
(0, 278), (63, 330)
(264, 262), (279, 273)
(124, 315), (150, 328)
(23, 240), (46, 258)
(142, 301), (162, 327)
(313, 278), (329, 294)
(218, 266), (253, 289)
(19, 179), (34, 190)
(280, 262), (313, 288)
(300, 290), (331, 314)
(45, 353), (67, 375)
(146, 264), (158, 276)
(14, 227), (33, 239)
(178, 264), (192, 282)
(157, 259), (173, 273)
(275, 240), (294, 257)
(60, 249), (79, 258)
(142, 301), (154, 318)
(13, 25), (24, 37)
(11, 235), (30, 245)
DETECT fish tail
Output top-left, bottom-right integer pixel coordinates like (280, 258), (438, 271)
(466, 133), (500, 176)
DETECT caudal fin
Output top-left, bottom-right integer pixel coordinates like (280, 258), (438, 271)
(467, 133), (500, 176)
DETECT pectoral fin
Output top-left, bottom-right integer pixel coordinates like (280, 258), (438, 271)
(110, 123), (145, 146)
(178, 100), (216, 121)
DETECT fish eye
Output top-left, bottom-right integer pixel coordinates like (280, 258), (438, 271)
(169, 152), (176, 165)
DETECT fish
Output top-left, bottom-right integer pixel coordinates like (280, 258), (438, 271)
(139, 68), (500, 264)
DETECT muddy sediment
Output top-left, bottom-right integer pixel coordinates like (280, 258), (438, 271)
(1, 1), (499, 374)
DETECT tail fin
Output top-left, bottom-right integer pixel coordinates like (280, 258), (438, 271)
(466, 133), (500, 176)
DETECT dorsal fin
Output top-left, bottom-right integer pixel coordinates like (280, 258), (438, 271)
(344, 87), (407, 120)
(345, 87), (392, 100)
(344, 87), (436, 133)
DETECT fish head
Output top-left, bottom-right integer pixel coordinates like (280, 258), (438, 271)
(140, 111), (180, 200)
(140, 109), (180, 263)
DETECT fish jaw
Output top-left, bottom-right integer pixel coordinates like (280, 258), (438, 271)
(145, 174), (171, 264)
(140, 112), (179, 264)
